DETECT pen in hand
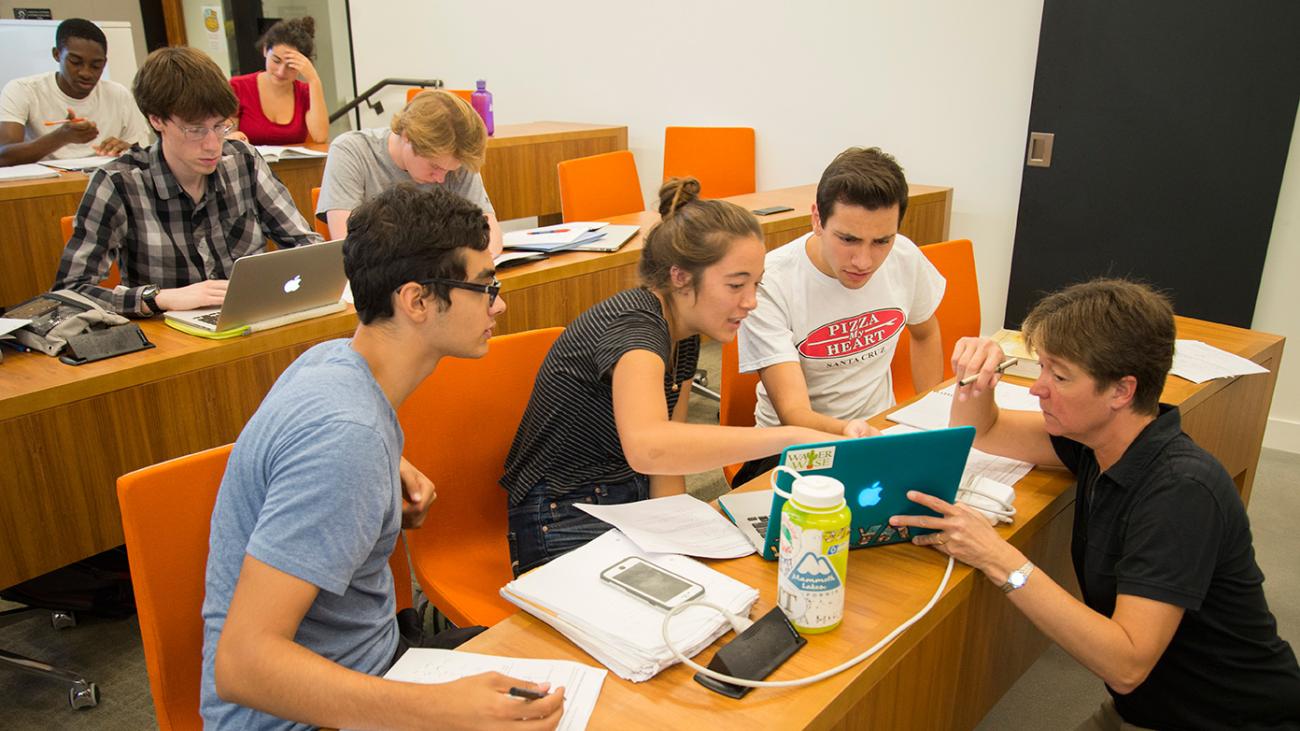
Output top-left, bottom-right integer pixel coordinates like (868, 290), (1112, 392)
(45, 117), (88, 126)
(508, 686), (548, 700)
(957, 357), (1018, 387)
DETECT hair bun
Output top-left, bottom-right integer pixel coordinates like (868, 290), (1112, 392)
(657, 177), (702, 217)
(297, 16), (316, 36)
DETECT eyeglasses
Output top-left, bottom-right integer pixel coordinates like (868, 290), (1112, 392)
(407, 277), (501, 308)
(173, 120), (235, 142)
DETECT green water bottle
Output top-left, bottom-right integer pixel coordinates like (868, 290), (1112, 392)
(776, 470), (851, 634)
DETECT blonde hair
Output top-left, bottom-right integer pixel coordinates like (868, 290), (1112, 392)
(638, 177), (763, 293)
(390, 90), (487, 171)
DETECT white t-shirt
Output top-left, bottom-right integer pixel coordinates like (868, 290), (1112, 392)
(0, 72), (152, 160)
(738, 232), (945, 427)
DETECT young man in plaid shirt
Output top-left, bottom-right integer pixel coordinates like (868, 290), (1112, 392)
(54, 46), (321, 316)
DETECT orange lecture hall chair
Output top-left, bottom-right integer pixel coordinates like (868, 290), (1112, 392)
(556, 150), (645, 223)
(662, 126), (756, 199)
(118, 447), (414, 731)
(399, 327), (564, 628)
(890, 238), (981, 401)
(60, 216), (120, 289)
(719, 337), (761, 485)
(309, 187), (332, 238)
(406, 87), (473, 104)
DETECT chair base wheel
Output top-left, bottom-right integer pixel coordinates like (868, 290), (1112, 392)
(51, 610), (77, 630)
(69, 682), (99, 709)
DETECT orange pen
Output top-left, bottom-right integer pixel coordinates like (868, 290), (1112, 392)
(45, 117), (88, 126)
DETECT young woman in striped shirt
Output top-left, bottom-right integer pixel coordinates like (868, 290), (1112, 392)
(502, 178), (843, 575)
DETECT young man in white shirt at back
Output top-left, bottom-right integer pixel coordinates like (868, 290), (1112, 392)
(732, 147), (946, 485)
(0, 18), (151, 166)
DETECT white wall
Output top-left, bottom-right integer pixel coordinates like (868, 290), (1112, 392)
(1253, 107), (1300, 453)
(0, 0), (148, 67)
(349, 1), (1300, 453)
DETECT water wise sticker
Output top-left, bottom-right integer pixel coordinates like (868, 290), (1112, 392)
(784, 445), (836, 471)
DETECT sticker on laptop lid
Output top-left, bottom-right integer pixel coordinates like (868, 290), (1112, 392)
(784, 445), (836, 472)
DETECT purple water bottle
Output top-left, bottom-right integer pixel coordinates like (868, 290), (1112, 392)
(471, 80), (494, 136)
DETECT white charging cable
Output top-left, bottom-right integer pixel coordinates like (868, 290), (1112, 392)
(660, 555), (955, 689)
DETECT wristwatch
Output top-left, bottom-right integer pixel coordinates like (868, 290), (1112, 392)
(1001, 561), (1035, 593)
(140, 284), (162, 315)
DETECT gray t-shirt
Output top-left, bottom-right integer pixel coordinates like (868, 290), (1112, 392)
(200, 339), (403, 730)
(315, 127), (493, 222)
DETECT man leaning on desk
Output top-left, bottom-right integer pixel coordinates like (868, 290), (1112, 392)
(892, 278), (1300, 730)
(51, 46), (321, 317)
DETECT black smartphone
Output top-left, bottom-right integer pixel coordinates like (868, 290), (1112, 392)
(751, 205), (794, 216)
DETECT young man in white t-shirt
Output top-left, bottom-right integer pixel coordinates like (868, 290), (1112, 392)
(0, 18), (151, 166)
(733, 147), (946, 485)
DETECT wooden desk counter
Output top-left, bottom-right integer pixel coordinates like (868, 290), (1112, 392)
(460, 317), (1282, 730)
(494, 184), (953, 335)
(0, 123), (628, 309)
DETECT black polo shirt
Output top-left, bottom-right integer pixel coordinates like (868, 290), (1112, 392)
(1052, 405), (1300, 730)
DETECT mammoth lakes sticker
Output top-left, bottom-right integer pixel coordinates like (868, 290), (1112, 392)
(797, 308), (906, 359)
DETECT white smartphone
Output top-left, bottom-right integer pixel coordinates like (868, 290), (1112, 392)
(599, 556), (705, 611)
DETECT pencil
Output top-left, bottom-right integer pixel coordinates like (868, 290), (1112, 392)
(508, 686), (547, 700)
(45, 118), (88, 126)
(957, 357), (1019, 387)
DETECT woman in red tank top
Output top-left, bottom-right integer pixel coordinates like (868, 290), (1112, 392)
(229, 17), (329, 146)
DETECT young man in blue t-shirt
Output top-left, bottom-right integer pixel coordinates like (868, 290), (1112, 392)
(200, 184), (564, 730)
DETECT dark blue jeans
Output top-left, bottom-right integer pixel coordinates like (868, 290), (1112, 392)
(507, 476), (649, 577)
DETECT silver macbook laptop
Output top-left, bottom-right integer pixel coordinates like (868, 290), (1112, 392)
(568, 224), (640, 253)
(164, 239), (347, 334)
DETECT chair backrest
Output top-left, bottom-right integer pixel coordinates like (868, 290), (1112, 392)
(61, 215), (120, 289)
(662, 126), (756, 199)
(557, 150), (644, 223)
(117, 444), (232, 731)
(406, 87), (473, 104)
(719, 337), (761, 484)
(890, 239), (981, 401)
(309, 187), (331, 239)
(399, 327), (564, 627)
(118, 444), (414, 731)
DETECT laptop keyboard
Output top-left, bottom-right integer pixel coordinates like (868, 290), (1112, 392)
(748, 514), (769, 536)
(195, 311), (222, 326)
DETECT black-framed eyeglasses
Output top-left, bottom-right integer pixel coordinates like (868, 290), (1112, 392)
(406, 277), (501, 307)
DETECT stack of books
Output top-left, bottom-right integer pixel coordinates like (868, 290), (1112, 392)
(501, 530), (759, 682)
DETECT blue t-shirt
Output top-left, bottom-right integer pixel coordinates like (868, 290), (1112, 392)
(200, 339), (403, 730)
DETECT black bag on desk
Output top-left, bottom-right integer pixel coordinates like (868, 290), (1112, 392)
(0, 547), (136, 619)
(4, 290), (154, 362)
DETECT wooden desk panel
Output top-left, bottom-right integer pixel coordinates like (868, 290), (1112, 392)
(459, 318), (1281, 730)
(0, 124), (628, 309)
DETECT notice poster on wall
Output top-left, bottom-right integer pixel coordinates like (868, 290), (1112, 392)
(202, 6), (223, 53)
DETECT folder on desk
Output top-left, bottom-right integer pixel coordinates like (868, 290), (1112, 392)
(503, 222), (607, 252)
(500, 529), (758, 682)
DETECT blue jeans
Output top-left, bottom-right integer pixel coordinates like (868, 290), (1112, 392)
(507, 476), (649, 577)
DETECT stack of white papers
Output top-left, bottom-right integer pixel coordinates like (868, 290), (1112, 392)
(1172, 339), (1269, 383)
(576, 493), (755, 558)
(503, 222), (608, 252)
(887, 381), (1041, 432)
(254, 145), (328, 162)
(39, 155), (116, 171)
(379, 649), (606, 731)
(501, 530), (758, 682)
(0, 163), (59, 181)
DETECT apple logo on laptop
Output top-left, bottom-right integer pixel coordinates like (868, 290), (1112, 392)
(858, 481), (883, 508)
(283, 275), (302, 294)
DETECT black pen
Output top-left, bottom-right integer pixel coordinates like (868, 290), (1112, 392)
(957, 357), (1019, 387)
(508, 686), (547, 700)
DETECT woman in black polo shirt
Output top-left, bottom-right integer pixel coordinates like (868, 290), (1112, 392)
(893, 278), (1300, 730)
(501, 178), (840, 576)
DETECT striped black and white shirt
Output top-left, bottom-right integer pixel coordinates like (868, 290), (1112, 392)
(53, 140), (322, 315)
(501, 288), (700, 504)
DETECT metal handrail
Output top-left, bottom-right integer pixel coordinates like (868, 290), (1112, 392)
(329, 77), (445, 124)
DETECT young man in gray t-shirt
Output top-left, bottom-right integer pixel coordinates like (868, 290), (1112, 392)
(201, 184), (561, 730)
(316, 90), (502, 255)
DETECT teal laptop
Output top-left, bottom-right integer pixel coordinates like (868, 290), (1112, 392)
(717, 426), (975, 561)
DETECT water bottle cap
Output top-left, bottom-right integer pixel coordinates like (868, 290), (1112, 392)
(790, 475), (845, 510)
(476, 79), (487, 89)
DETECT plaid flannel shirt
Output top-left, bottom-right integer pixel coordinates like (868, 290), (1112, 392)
(53, 140), (323, 315)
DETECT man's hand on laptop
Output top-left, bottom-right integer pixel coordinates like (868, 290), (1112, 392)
(154, 280), (229, 312)
(843, 419), (880, 438)
(398, 456), (437, 529)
